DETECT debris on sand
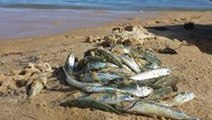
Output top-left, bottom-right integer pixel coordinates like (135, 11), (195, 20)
(86, 26), (156, 47)
(159, 47), (178, 54)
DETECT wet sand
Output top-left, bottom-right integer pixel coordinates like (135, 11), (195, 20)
(0, 11), (212, 120)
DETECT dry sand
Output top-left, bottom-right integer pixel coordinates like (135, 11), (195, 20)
(0, 11), (211, 120)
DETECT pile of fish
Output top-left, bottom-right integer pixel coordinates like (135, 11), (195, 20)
(61, 45), (198, 120)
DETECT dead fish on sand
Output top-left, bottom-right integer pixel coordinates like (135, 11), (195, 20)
(28, 74), (48, 98)
(85, 85), (153, 97)
(126, 101), (199, 120)
(130, 68), (171, 81)
(159, 91), (195, 107)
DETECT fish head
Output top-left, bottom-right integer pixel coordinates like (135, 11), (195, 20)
(136, 86), (154, 97)
(67, 53), (75, 68)
(161, 68), (171, 76)
(175, 91), (195, 102)
(119, 94), (137, 101)
(65, 53), (75, 73)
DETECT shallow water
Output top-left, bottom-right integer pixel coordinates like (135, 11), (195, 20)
(0, 0), (211, 10)
(0, 8), (157, 40)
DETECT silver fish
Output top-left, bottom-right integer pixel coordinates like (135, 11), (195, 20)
(114, 83), (154, 97)
(142, 51), (161, 65)
(60, 97), (122, 114)
(90, 48), (123, 68)
(99, 67), (134, 77)
(126, 101), (199, 120)
(64, 53), (75, 74)
(87, 92), (137, 104)
(120, 55), (141, 73)
(85, 62), (118, 71)
(62, 67), (102, 89)
(85, 85), (153, 97)
(123, 64), (134, 73)
(121, 85), (153, 97)
(81, 72), (123, 83)
(130, 68), (171, 81)
(85, 86), (128, 93)
(159, 92), (195, 107)
(134, 58), (148, 70)
(76, 55), (106, 71)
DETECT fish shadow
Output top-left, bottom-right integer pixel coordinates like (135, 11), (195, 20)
(46, 66), (78, 93)
(145, 24), (212, 54)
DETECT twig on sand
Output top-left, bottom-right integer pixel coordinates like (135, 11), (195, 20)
(21, 113), (37, 120)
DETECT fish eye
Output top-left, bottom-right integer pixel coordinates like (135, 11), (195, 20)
(167, 70), (170, 74)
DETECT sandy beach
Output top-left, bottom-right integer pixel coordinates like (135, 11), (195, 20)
(0, 10), (212, 120)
